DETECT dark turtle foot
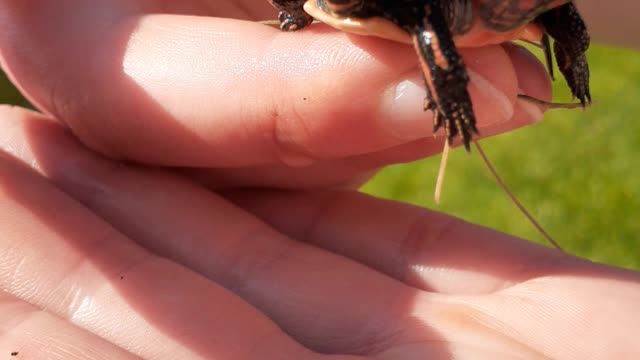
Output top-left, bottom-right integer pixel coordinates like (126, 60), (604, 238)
(271, 0), (314, 31)
(414, 1), (477, 151)
(536, 3), (591, 107)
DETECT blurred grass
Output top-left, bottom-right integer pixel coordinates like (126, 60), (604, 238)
(0, 70), (31, 108)
(363, 44), (640, 270)
(1, 44), (639, 270)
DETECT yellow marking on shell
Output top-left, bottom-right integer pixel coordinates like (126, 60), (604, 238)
(303, 0), (412, 44)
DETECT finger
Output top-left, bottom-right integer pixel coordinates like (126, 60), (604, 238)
(0, 10), (538, 168)
(0, 292), (141, 360)
(0, 106), (451, 356)
(177, 42), (552, 190)
(0, 110), (318, 360)
(502, 42), (552, 130)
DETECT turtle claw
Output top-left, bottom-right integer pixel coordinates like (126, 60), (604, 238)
(414, 2), (477, 151)
(417, 50), (477, 152)
(540, 33), (555, 80)
(536, 3), (591, 107)
(557, 50), (591, 107)
(271, 0), (314, 31)
(278, 10), (313, 31)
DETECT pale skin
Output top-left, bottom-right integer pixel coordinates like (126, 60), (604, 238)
(0, 1), (639, 359)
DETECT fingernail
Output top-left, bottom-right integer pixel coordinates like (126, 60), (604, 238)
(467, 69), (514, 125)
(516, 89), (545, 123)
(384, 76), (434, 140)
(384, 69), (515, 139)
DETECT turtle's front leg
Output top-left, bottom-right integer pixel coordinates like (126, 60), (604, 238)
(413, 1), (477, 151)
(269, 0), (314, 31)
(536, 3), (591, 107)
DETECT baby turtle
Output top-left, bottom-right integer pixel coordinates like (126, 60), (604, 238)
(269, 0), (591, 150)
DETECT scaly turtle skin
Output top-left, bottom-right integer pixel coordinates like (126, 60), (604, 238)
(268, 0), (591, 150)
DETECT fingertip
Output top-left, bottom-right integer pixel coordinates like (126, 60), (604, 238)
(504, 43), (553, 128)
(504, 42), (553, 103)
(379, 44), (521, 143)
(462, 45), (519, 128)
(380, 75), (435, 141)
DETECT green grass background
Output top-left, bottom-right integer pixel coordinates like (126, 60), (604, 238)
(363, 44), (640, 270)
(2, 44), (639, 270)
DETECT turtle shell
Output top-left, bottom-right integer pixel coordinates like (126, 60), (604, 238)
(303, 0), (544, 46)
(303, 0), (413, 44)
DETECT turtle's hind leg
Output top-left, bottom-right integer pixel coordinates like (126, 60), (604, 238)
(270, 0), (314, 31)
(536, 3), (591, 107)
(413, 1), (477, 151)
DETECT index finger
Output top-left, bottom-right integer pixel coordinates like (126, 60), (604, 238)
(0, 11), (548, 167)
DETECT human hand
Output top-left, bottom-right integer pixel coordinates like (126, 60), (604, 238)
(2, 2), (636, 359)
(0, 106), (638, 359)
(0, 0), (551, 189)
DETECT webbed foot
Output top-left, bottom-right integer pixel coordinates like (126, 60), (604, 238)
(414, 2), (477, 151)
(536, 3), (591, 107)
(270, 0), (314, 31)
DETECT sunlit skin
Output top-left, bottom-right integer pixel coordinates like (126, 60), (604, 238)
(0, 1), (639, 359)
(273, 0), (591, 149)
